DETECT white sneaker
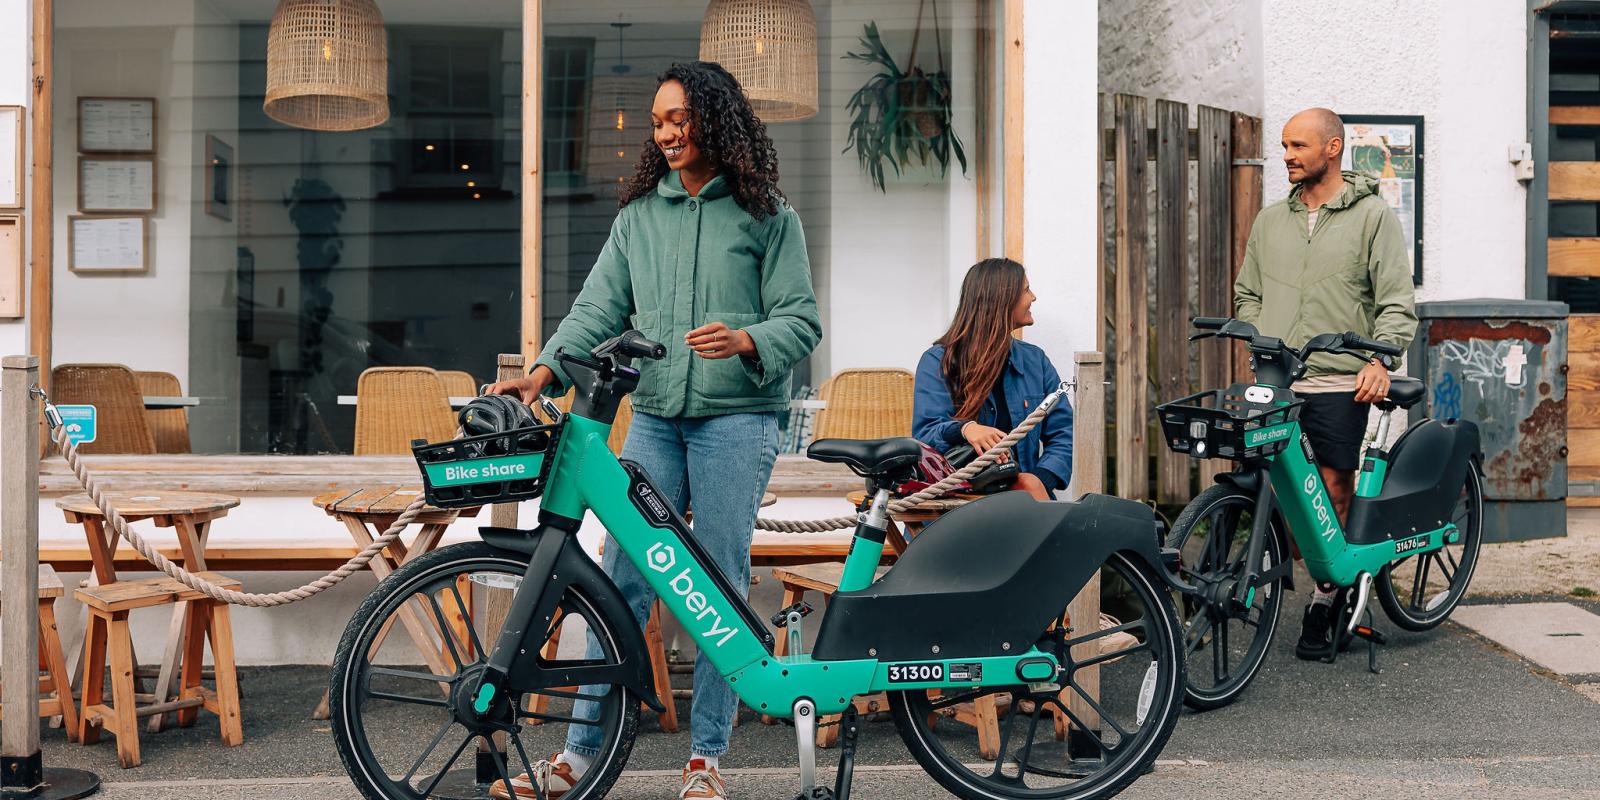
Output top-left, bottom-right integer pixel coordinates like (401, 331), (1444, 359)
(489, 755), (581, 800)
(679, 759), (727, 800)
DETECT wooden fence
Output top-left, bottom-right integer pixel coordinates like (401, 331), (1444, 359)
(1100, 93), (1264, 505)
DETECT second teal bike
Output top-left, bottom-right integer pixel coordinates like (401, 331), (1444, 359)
(1158, 317), (1484, 710)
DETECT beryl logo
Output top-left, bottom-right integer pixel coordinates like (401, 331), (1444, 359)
(1303, 474), (1338, 542)
(646, 543), (677, 573)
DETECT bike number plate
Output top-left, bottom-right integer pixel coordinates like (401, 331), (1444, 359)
(886, 662), (944, 683)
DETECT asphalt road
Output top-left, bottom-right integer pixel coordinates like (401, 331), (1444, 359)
(48, 593), (1600, 799)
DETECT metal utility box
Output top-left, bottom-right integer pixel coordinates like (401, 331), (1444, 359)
(1408, 299), (1569, 542)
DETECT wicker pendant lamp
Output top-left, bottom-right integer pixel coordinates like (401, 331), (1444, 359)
(264, 0), (390, 131)
(699, 0), (818, 122)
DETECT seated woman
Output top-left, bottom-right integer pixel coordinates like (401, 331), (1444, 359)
(913, 258), (1072, 500)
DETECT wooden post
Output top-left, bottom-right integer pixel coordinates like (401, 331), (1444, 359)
(1154, 100), (1190, 505)
(485, 355), (523, 747)
(1230, 112), (1265, 385)
(520, 0), (544, 367)
(30, 2), (54, 382)
(1196, 106), (1233, 489)
(1112, 95), (1149, 500)
(2, 356), (42, 790)
(1064, 352), (1104, 751)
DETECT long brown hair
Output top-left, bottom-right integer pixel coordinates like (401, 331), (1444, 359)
(936, 258), (1027, 420)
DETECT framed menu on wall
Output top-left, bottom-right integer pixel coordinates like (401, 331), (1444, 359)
(0, 105), (22, 209)
(80, 155), (157, 213)
(78, 97), (157, 154)
(69, 215), (149, 274)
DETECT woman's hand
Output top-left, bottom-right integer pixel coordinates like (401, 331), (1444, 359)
(686, 322), (756, 360)
(961, 422), (1009, 461)
(485, 365), (557, 405)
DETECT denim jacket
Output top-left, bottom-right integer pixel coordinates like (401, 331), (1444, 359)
(912, 340), (1074, 491)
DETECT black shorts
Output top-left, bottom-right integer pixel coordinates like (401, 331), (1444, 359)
(1297, 391), (1369, 471)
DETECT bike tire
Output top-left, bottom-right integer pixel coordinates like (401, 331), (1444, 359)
(887, 552), (1185, 800)
(1166, 482), (1285, 711)
(1376, 462), (1485, 632)
(330, 541), (640, 800)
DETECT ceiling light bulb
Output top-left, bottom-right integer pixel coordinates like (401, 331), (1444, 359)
(460, 163), (470, 171)
(424, 144), (435, 151)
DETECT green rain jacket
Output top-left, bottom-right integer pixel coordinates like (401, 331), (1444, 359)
(534, 171), (822, 418)
(1234, 171), (1418, 377)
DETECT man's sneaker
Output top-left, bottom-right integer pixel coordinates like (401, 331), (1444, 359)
(1294, 602), (1334, 661)
(680, 759), (727, 800)
(489, 756), (580, 800)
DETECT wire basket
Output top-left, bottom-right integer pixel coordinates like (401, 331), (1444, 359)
(1157, 387), (1304, 461)
(412, 423), (561, 509)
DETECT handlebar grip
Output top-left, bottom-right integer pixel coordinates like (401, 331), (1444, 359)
(1191, 316), (1230, 330)
(1342, 333), (1402, 357)
(617, 329), (667, 360)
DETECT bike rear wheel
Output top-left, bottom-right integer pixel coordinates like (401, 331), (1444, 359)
(888, 552), (1184, 800)
(1165, 482), (1285, 711)
(331, 541), (639, 800)
(1376, 461), (1485, 631)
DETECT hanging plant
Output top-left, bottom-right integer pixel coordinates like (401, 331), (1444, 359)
(841, 1), (967, 193)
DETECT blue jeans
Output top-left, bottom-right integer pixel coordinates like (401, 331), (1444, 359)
(565, 411), (779, 759)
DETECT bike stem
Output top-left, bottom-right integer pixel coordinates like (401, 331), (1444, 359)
(472, 515), (574, 716)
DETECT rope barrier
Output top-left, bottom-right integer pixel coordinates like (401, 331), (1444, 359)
(39, 381), (1069, 603)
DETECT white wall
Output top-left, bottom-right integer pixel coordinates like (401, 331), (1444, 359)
(0, 0), (30, 358)
(1099, 0), (1262, 116)
(1262, 0), (1527, 302)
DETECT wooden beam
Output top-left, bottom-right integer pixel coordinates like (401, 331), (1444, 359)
(1113, 94), (1148, 501)
(1154, 100), (1189, 505)
(1571, 314), (1600, 353)
(1196, 106), (1232, 489)
(1002, 0), (1023, 261)
(1549, 237), (1600, 276)
(1549, 162), (1600, 201)
(29, 0), (53, 384)
(1551, 105), (1600, 125)
(1096, 93), (1106, 353)
(974, 0), (993, 260)
(521, 0), (543, 367)
(1229, 112), (1263, 386)
(2, 356), (42, 770)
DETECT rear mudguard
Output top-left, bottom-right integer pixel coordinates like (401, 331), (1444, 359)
(1209, 469), (1298, 591)
(479, 526), (664, 712)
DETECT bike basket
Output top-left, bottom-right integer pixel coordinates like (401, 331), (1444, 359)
(411, 422), (561, 509)
(1157, 386), (1304, 461)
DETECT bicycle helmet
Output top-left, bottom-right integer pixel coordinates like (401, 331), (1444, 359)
(458, 394), (540, 456)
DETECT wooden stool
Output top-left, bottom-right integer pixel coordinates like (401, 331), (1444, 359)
(0, 565), (81, 742)
(76, 574), (244, 768)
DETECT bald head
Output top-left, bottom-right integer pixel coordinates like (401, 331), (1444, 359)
(1288, 108), (1345, 145)
(1282, 108), (1345, 186)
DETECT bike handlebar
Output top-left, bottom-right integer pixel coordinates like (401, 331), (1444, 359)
(1341, 332), (1402, 358)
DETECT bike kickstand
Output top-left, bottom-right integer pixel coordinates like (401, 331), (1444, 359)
(833, 706), (862, 800)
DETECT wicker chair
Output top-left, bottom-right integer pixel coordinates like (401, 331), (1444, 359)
(49, 364), (157, 454)
(352, 367), (458, 455)
(135, 371), (192, 454)
(436, 370), (478, 399)
(810, 368), (916, 441)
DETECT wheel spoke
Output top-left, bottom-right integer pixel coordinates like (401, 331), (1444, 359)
(368, 665), (455, 686)
(1216, 618), (1231, 680)
(507, 729), (546, 800)
(449, 580), (488, 657)
(521, 709), (603, 727)
(1067, 681), (1133, 740)
(425, 592), (467, 670)
(1410, 555), (1431, 609)
(368, 689), (450, 709)
(1046, 697), (1116, 756)
(403, 718), (459, 785)
(417, 734), (475, 796)
(1431, 552), (1455, 586)
(1184, 614), (1215, 656)
(1074, 641), (1152, 671)
(1064, 619), (1144, 650)
(1005, 697), (1045, 786)
(480, 735), (517, 798)
(988, 692), (1024, 782)
(924, 688), (988, 712)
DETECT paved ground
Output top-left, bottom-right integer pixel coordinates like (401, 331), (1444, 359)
(42, 585), (1600, 799)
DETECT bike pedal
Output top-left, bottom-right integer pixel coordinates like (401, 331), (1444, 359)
(771, 600), (814, 628)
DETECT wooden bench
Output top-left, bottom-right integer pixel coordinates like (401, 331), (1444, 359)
(77, 573), (244, 768)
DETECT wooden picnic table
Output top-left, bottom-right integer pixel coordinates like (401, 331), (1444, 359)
(56, 490), (241, 734)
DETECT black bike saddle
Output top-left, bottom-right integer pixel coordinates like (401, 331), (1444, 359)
(1378, 377), (1425, 411)
(808, 437), (924, 477)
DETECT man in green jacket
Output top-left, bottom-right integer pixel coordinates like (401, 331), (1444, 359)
(1234, 107), (1417, 660)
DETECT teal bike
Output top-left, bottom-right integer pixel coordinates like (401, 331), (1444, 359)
(1158, 318), (1484, 710)
(330, 331), (1187, 800)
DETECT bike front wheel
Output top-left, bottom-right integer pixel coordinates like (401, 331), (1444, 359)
(888, 552), (1185, 800)
(1376, 461), (1485, 631)
(330, 541), (640, 800)
(1166, 482), (1286, 711)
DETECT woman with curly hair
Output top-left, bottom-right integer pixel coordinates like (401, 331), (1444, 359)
(487, 61), (820, 800)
